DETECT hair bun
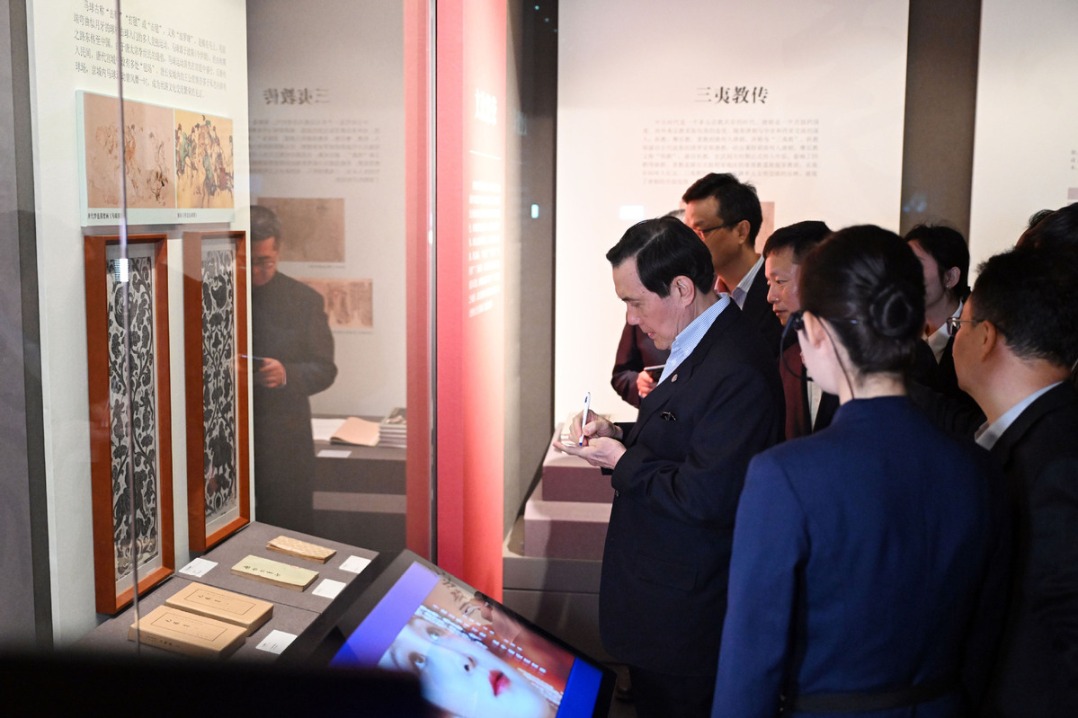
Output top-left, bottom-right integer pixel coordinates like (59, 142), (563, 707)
(868, 283), (918, 338)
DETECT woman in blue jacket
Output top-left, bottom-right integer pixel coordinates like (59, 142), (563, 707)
(711, 226), (1008, 717)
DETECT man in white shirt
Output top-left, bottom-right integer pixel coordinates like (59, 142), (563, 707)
(951, 244), (1078, 716)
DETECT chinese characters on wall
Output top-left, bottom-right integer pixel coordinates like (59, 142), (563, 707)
(249, 118), (382, 185)
(73, 1), (228, 98)
(642, 117), (821, 186)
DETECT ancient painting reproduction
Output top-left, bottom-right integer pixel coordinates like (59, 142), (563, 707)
(175, 109), (235, 210)
(105, 256), (161, 582)
(200, 248), (240, 524)
(83, 93), (177, 210)
(301, 277), (374, 331)
(258, 197), (346, 263)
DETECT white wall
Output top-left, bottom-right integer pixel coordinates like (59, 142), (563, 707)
(555, 0), (910, 421)
(968, 0), (1078, 269)
(28, 0), (249, 644)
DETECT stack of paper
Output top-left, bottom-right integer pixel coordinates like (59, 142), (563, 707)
(379, 407), (407, 448)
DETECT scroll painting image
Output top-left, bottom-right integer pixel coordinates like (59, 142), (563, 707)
(301, 278), (373, 331)
(175, 109), (235, 210)
(257, 197), (346, 263)
(81, 92), (176, 210)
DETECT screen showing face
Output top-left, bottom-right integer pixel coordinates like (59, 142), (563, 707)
(331, 560), (607, 717)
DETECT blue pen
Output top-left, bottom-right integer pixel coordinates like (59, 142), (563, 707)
(579, 391), (591, 446)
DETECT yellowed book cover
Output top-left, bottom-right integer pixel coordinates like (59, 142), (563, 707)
(231, 554), (318, 591)
(266, 535), (337, 563)
(329, 416), (380, 446)
(165, 582), (273, 635)
(128, 605), (245, 658)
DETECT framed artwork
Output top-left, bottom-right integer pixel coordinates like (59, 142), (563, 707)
(84, 234), (174, 614)
(183, 230), (251, 551)
(76, 91), (236, 226)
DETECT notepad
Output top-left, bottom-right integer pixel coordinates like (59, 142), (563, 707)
(129, 605), (246, 658)
(231, 555), (318, 592)
(267, 534), (337, 563)
(165, 582), (273, 635)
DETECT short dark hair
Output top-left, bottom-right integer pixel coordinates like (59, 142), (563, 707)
(606, 217), (715, 296)
(970, 245), (1078, 369)
(1016, 202), (1078, 251)
(800, 225), (925, 374)
(761, 220), (832, 262)
(251, 205), (282, 245)
(681, 172), (763, 243)
(904, 224), (970, 301)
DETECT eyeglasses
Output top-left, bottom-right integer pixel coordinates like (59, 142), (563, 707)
(252, 257), (277, 269)
(693, 222), (731, 238)
(945, 317), (980, 337)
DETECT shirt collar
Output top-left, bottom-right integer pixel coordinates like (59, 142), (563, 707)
(658, 296), (731, 384)
(975, 381), (1062, 450)
(730, 256), (763, 310)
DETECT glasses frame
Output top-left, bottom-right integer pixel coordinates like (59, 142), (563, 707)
(945, 316), (980, 337)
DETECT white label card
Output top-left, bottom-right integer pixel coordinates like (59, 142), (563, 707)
(256, 629), (297, 655)
(313, 578), (346, 599)
(340, 555), (373, 574)
(178, 557), (217, 578)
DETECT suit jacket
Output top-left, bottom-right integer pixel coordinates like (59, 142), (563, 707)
(986, 382), (1078, 717)
(779, 343), (838, 440)
(600, 302), (784, 675)
(610, 322), (670, 408)
(251, 272), (337, 531)
(741, 267), (784, 358)
(713, 398), (1009, 718)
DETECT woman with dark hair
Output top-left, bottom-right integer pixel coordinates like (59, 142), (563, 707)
(711, 226), (1008, 717)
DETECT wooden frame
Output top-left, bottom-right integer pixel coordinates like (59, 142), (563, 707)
(84, 234), (174, 614)
(183, 230), (251, 551)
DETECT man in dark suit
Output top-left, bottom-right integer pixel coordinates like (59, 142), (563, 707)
(558, 217), (784, 718)
(250, 205), (337, 533)
(761, 220), (838, 439)
(683, 172), (783, 356)
(951, 245), (1078, 716)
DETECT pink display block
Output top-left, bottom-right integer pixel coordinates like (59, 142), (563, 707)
(523, 496), (611, 561)
(540, 429), (613, 504)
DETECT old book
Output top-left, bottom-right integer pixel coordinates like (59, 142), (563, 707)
(129, 605), (246, 658)
(231, 554), (318, 591)
(329, 416), (380, 446)
(165, 582), (273, 635)
(266, 534), (337, 563)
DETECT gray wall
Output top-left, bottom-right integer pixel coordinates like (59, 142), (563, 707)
(0, 0), (50, 648)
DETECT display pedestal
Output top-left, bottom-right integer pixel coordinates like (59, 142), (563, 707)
(77, 522), (379, 663)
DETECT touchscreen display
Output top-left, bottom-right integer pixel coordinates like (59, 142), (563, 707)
(330, 553), (610, 717)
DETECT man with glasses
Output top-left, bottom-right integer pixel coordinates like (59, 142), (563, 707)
(683, 172), (782, 356)
(951, 245), (1078, 716)
(250, 204), (337, 533)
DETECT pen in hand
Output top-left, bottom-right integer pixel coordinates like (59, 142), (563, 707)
(579, 391), (591, 446)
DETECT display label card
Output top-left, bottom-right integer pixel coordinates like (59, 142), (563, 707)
(313, 578), (346, 599)
(256, 629), (297, 655)
(340, 555), (373, 574)
(317, 449), (352, 458)
(179, 557), (217, 578)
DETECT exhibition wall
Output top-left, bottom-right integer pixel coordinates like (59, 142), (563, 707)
(968, 0), (1078, 267)
(555, 0), (911, 421)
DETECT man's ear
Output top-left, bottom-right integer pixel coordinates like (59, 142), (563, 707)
(672, 275), (696, 305)
(979, 319), (999, 359)
(943, 266), (961, 291)
(732, 218), (752, 247)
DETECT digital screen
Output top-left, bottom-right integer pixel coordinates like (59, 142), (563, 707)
(330, 552), (612, 717)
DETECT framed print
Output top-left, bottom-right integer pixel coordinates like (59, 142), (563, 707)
(84, 234), (174, 614)
(183, 230), (251, 551)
